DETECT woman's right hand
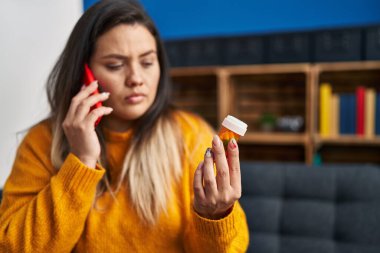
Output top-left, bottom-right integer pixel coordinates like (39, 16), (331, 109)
(62, 81), (113, 168)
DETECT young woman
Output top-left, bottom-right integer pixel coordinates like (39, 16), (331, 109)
(0, 0), (249, 252)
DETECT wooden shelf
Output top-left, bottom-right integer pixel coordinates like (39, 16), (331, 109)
(316, 61), (380, 72)
(241, 133), (307, 145)
(170, 61), (380, 164)
(224, 63), (311, 74)
(315, 135), (380, 146)
(170, 66), (218, 76)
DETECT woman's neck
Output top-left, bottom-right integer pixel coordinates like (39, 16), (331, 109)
(101, 116), (132, 132)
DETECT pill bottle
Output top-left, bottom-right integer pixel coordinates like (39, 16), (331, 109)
(218, 115), (248, 149)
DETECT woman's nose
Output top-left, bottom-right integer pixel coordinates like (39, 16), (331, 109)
(125, 65), (143, 87)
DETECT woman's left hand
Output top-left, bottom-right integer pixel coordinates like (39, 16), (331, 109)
(193, 135), (242, 220)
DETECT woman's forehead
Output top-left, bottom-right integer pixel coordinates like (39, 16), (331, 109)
(94, 24), (157, 57)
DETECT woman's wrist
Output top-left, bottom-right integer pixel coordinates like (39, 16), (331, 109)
(77, 155), (97, 169)
(195, 204), (234, 220)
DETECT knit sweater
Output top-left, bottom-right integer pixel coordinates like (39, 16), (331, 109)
(0, 111), (249, 252)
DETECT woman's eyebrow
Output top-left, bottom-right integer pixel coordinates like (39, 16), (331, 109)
(101, 50), (157, 60)
(139, 50), (156, 58)
(101, 54), (127, 60)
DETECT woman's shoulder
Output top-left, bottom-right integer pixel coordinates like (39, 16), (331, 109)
(12, 119), (54, 174)
(26, 119), (53, 141)
(19, 118), (53, 151)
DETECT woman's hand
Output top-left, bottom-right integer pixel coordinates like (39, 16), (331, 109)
(193, 135), (242, 219)
(62, 81), (113, 168)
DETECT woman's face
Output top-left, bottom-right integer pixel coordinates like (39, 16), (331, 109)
(90, 23), (160, 131)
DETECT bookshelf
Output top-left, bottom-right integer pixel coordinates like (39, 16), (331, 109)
(170, 61), (380, 165)
(313, 61), (380, 164)
(171, 67), (219, 127)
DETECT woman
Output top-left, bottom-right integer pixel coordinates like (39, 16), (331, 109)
(0, 0), (249, 252)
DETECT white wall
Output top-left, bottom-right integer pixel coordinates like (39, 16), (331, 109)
(0, 1), (82, 187)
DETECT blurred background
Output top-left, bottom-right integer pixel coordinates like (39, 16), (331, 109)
(1, 0), (380, 187)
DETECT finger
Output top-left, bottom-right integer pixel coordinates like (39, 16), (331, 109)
(211, 135), (230, 191)
(227, 138), (241, 192)
(85, 106), (113, 126)
(76, 81), (100, 100)
(202, 148), (218, 197)
(66, 81), (99, 120)
(193, 162), (205, 200)
(74, 92), (110, 120)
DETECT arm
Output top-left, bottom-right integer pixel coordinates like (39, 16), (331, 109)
(0, 82), (112, 252)
(188, 202), (249, 253)
(0, 124), (105, 252)
(181, 116), (249, 252)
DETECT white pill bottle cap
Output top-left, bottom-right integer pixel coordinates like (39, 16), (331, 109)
(221, 115), (248, 136)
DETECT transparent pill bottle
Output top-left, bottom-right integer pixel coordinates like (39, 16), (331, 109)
(218, 115), (248, 149)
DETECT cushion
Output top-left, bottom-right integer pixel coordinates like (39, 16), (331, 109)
(240, 162), (380, 253)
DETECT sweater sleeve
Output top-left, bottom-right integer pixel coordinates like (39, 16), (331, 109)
(0, 122), (105, 253)
(180, 113), (250, 253)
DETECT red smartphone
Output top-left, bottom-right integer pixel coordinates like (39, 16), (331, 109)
(83, 64), (102, 126)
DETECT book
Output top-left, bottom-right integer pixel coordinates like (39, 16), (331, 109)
(339, 94), (349, 134)
(331, 94), (340, 136)
(365, 88), (376, 138)
(340, 93), (356, 135)
(319, 83), (332, 137)
(349, 94), (357, 134)
(356, 86), (365, 136)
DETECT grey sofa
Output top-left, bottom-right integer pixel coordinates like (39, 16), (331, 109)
(240, 162), (380, 253)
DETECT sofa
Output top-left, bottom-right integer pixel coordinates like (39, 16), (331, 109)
(240, 162), (380, 253)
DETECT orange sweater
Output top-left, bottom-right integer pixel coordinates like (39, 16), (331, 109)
(0, 112), (249, 252)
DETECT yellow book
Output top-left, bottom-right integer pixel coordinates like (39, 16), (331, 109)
(330, 94), (339, 136)
(365, 88), (376, 138)
(320, 83), (332, 137)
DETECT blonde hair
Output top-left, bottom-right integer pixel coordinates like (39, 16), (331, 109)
(119, 114), (183, 223)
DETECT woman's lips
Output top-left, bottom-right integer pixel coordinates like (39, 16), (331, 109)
(125, 94), (145, 104)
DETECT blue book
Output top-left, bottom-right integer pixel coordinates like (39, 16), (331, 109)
(339, 94), (349, 134)
(339, 94), (356, 134)
(376, 93), (380, 135)
(348, 94), (357, 134)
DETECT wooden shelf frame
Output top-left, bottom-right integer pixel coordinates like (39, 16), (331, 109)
(170, 61), (380, 164)
(315, 135), (380, 146)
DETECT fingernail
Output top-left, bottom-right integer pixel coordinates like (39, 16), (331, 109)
(212, 135), (221, 148)
(205, 148), (212, 158)
(91, 81), (98, 87)
(102, 92), (110, 97)
(107, 107), (113, 113)
(229, 138), (237, 149)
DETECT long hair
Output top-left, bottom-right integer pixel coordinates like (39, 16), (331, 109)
(46, 0), (183, 224)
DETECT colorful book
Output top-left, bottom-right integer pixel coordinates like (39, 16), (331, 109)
(330, 94), (340, 136)
(365, 88), (375, 138)
(319, 83), (332, 137)
(356, 86), (365, 136)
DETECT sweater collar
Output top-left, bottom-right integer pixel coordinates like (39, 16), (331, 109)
(101, 126), (133, 142)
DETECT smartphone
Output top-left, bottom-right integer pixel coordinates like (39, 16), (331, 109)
(83, 64), (102, 126)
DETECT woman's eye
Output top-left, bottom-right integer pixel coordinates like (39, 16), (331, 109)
(106, 64), (123, 70)
(141, 61), (153, 68)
